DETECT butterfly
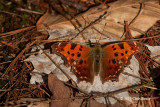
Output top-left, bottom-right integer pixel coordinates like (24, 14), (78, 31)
(51, 41), (139, 84)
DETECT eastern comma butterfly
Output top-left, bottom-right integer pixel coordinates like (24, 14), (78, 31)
(51, 41), (139, 84)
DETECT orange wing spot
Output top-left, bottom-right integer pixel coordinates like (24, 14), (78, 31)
(125, 56), (128, 59)
(113, 75), (116, 77)
(80, 76), (83, 79)
(84, 76), (87, 79)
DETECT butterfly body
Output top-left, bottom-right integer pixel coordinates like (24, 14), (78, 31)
(90, 44), (102, 75)
(51, 41), (139, 84)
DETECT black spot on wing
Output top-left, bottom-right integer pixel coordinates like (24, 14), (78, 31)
(67, 51), (70, 54)
(125, 50), (128, 54)
(71, 53), (74, 56)
(77, 53), (81, 57)
(112, 59), (116, 64)
(113, 48), (116, 51)
(79, 48), (82, 51)
(114, 52), (118, 57)
(118, 43), (124, 49)
(121, 53), (124, 56)
(79, 59), (83, 65)
(71, 43), (77, 50)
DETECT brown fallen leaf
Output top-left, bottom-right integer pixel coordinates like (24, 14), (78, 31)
(48, 74), (71, 107)
(68, 98), (106, 107)
(48, 74), (107, 107)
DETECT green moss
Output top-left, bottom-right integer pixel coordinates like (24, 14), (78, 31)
(0, 3), (4, 10)
(20, 13), (30, 26)
(34, 6), (43, 13)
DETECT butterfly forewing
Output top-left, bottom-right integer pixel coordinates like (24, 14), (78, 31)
(52, 42), (94, 83)
(100, 42), (139, 83)
(52, 42), (90, 66)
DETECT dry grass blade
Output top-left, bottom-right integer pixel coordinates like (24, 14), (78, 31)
(1, 41), (20, 51)
(0, 26), (35, 37)
(16, 8), (43, 15)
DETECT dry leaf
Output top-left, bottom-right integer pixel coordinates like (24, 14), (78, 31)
(37, 0), (160, 40)
(48, 74), (71, 107)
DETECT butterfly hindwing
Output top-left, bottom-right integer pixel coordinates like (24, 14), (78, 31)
(72, 57), (94, 83)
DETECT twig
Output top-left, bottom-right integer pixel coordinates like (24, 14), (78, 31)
(59, 0), (87, 11)
(122, 35), (160, 41)
(83, 16), (111, 39)
(71, 11), (111, 40)
(92, 26), (111, 39)
(122, 72), (152, 82)
(63, 82), (90, 96)
(50, 3), (85, 40)
(1, 41), (20, 51)
(16, 8), (43, 15)
(40, 35), (160, 43)
(95, 83), (154, 98)
(2, 41), (36, 78)
(118, 21), (145, 35)
(0, 10), (22, 18)
(121, 3), (143, 39)
(110, 95), (127, 107)
(142, 52), (160, 67)
(4, 92), (10, 107)
(7, 98), (49, 106)
(0, 80), (17, 98)
(0, 89), (11, 92)
(0, 26), (35, 37)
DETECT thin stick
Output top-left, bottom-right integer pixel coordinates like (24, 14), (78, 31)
(0, 26), (35, 37)
(2, 41), (36, 78)
(121, 3), (143, 39)
(16, 8), (43, 15)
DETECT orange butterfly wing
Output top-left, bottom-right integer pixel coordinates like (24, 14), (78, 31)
(51, 42), (94, 83)
(100, 42), (139, 83)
